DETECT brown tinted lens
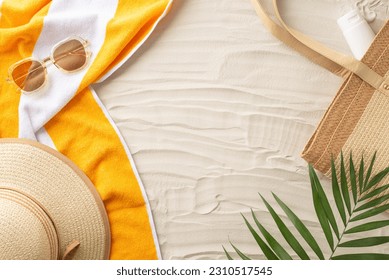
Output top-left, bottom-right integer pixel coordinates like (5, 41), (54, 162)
(12, 60), (45, 92)
(53, 39), (86, 71)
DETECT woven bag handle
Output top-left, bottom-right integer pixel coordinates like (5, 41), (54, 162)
(251, 0), (388, 93)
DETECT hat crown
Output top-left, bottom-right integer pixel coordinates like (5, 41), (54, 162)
(0, 188), (59, 260)
(0, 140), (110, 260)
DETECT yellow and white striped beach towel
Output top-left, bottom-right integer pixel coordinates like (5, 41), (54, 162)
(0, 0), (173, 259)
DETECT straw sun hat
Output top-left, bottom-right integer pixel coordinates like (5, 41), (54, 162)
(0, 138), (110, 260)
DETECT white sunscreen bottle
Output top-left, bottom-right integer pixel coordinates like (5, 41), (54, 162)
(337, 9), (376, 60)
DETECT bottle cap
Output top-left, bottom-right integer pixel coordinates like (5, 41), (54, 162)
(337, 9), (376, 60)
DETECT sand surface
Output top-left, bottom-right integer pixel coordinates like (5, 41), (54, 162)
(94, 0), (389, 259)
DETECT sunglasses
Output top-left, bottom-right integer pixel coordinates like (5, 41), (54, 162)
(7, 36), (91, 94)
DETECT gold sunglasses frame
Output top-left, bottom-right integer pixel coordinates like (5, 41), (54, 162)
(7, 36), (91, 94)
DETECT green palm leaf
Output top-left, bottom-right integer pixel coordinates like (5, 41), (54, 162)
(243, 212), (287, 259)
(223, 246), (233, 260)
(273, 193), (324, 260)
(340, 153), (352, 215)
(259, 195), (309, 260)
(358, 155), (365, 194)
(309, 165), (340, 239)
(311, 179), (334, 250)
(225, 152), (389, 260)
(365, 166), (389, 191)
(355, 194), (389, 212)
(349, 153), (358, 204)
(363, 152), (377, 191)
(360, 184), (389, 201)
(345, 220), (389, 234)
(351, 204), (389, 222)
(242, 213), (279, 260)
(339, 237), (389, 247)
(332, 254), (389, 260)
(331, 160), (347, 226)
(230, 243), (251, 260)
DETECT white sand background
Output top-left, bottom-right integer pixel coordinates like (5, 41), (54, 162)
(94, 0), (389, 259)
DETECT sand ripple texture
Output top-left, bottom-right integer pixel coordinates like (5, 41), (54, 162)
(94, 0), (389, 259)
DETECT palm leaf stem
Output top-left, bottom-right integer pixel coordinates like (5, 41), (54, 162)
(329, 190), (375, 259)
(329, 204), (357, 259)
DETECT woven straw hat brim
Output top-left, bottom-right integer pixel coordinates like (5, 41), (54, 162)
(0, 138), (110, 260)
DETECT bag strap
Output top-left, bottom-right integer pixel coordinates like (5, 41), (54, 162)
(250, 0), (348, 78)
(251, 0), (389, 94)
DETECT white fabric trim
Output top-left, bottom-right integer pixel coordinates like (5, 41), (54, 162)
(35, 127), (57, 150)
(96, 0), (174, 83)
(89, 86), (162, 260)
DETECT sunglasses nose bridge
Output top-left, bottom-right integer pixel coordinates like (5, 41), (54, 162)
(42, 56), (53, 66)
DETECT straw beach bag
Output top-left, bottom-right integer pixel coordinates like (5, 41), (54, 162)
(251, 0), (389, 183)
